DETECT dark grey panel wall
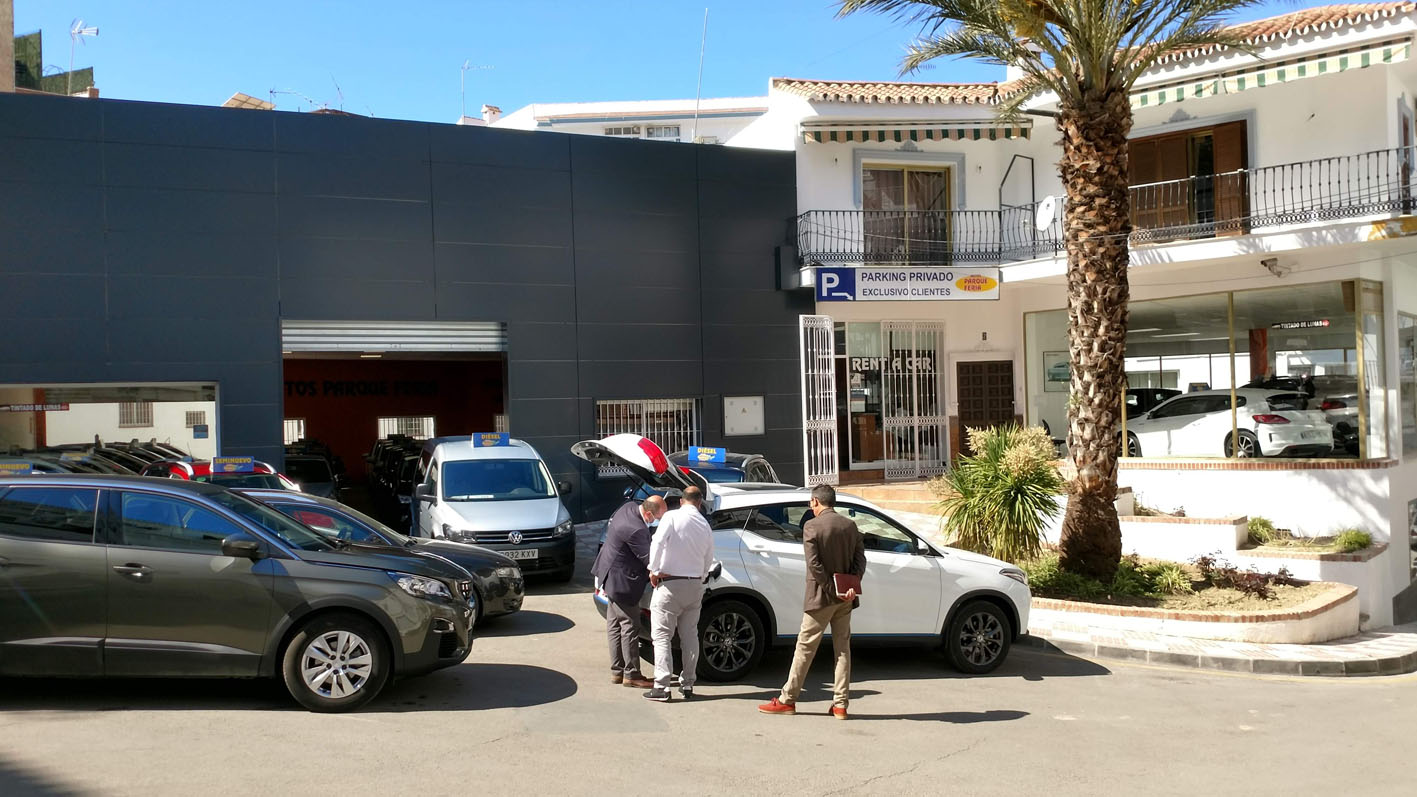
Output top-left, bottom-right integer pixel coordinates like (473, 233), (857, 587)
(0, 92), (808, 519)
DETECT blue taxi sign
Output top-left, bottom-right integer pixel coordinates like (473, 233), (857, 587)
(0, 462), (35, 475)
(688, 446), (726, 464)
(211, 456), (254, 474)
(473, 433), (510, 447)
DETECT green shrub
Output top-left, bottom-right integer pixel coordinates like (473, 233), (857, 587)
(1248, 516), (1277, 546)
(1147, 563), (1195, 595)
(1109, 556), (1152, 597)
(1334, 529), (1373, 553)
(1022, 554), (1106, 599)
(939, 425), (1063, 563)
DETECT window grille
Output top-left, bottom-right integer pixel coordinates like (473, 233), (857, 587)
(283, 419), (306, 445)
(184, 411), (206, 428)
(493, 414), (509, 433)
(594, 399), (700, 477)
(118, 401), (153, 428)
(377, 416), (436, 439)
(604, 125), (641, 137)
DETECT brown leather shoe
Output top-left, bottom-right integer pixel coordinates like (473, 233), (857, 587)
(831, 706), (848, 721)
(623, 676), (654, 689)
(611, 673), (624, 685)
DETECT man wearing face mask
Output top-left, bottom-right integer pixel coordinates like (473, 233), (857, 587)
(591, 494), (667, 688)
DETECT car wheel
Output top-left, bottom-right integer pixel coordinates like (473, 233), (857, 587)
(1124, 433), (1140, 458)
(471, 585), (486, 627)
(945, 600), (1012, 675)
(281, 613), (390, 713)
(1224, 430), (1260, 458)
(697, 599), (765, 682)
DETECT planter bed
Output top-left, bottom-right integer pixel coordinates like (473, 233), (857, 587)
(1029, 582), (1359, 644)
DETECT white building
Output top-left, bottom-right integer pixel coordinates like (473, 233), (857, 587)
(490, 95), (768, 144)
(731, 3), (1417, 625)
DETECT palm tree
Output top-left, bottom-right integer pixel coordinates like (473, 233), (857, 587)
(838, 0), (1260, 579)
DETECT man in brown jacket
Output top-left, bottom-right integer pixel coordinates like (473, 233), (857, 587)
(758, 484), (867, 720)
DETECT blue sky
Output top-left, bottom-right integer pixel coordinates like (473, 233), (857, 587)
(18, 0), (1307, 122)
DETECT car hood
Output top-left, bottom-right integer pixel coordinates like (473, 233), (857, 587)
(934, 545), (1014, 571)
(571, 434), (708, 495)
(414, 539), (518, 571)
(295, 544), (471, 582)
(442, 496), (568, 532)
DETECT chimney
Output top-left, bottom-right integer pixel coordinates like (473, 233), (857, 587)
(1, 0), (15, 93)
(1005, 41), (1043, 84)
(481, 104), (502, 125)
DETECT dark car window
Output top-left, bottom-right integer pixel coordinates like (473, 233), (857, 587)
(1150, 398), (1206, 419)
(0, 487), (100, 543)
(117, 492), (242, 553)
(284, 506), (384, 544)
(839, 506), (919, 554)
(283, 458), (333, 484)
(745, 505), (809, 544)
(205, 491), (334, 552)
(694, 467), (746, 484)
(1266, 392), (1310, 411)
(441, 459), (555, 501)
(204, 473), (287, 490)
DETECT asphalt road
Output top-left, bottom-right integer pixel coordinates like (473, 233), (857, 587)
(2, 573), (1415, 796)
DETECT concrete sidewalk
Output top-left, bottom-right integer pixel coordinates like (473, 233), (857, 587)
(1025, 617), (1417, 676)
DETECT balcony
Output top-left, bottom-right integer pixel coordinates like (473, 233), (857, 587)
(797, 146), (1417, 267)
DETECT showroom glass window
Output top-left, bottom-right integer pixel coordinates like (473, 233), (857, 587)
(1024, 279), (1387, 461)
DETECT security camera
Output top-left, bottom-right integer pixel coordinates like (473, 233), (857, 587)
(1260, 257), (1289, 278)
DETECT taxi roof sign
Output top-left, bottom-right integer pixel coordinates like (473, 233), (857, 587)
(473, 433), (511, 447)
(0, 462), (35, 475)
(211, 456), (254, 474)
(688, 446), (726, 464)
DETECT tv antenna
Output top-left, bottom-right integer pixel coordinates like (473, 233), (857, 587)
(68, 18), (99, 95)
(269, 88), (327, 112)
(461, 60), (493, 121)
(691, 8), (708, 142)
(331, 76), (345, 111)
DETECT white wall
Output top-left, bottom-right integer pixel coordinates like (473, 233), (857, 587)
(45, 402), (217, 459)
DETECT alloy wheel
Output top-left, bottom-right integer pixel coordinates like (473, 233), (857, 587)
(1231, 434), (1257, 458)
(958, 611), (1004, 667)
(301, 630), (374, 699)
(702, 610), (756, 674)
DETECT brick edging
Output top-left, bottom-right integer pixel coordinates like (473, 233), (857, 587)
(1031, 583), (1356, 623)
(1117, 458), (1396, 471)
(1020, 634), (1417, 677)
(1118, 514), (1245, 525)
(1236, 543), (1388, 563)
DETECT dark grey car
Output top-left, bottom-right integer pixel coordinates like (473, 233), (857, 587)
(0, 475), (475, 712)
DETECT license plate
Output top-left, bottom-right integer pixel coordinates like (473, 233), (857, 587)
(1302, 431), (1318, 439)
(505, 549), (538, 561)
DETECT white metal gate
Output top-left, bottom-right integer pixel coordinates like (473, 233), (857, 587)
(799, 315), (839, 487)
(881, 321), (948, 481)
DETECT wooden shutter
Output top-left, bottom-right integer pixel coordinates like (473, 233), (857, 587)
(1212, 120), (1248, 235)
(1129, 138), (1159, 229)
(1155, 134), (1192, 229)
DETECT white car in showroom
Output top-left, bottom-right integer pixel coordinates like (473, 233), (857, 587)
(574, 434), (1032, 682)
(1123, 388), (1333, 458)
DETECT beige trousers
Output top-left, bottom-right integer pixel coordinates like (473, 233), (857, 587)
(779, 601), (853, 709)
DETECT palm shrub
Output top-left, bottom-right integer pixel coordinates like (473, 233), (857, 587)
(939, 425), (1063, 563)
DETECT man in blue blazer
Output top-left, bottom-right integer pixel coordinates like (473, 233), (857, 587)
(592, 494), (667, 688)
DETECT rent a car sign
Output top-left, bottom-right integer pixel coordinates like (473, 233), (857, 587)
(815, 267), (1000, 301)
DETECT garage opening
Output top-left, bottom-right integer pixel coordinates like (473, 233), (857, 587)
(280, 321), (507, 527)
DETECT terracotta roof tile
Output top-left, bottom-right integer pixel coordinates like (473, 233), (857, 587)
(774, 3), (1417, 104)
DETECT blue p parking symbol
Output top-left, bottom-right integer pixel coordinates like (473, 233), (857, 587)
(816, 267), (855, 302)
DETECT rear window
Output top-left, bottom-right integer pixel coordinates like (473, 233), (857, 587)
(283, 458), (333, 484)
(1266, 393), (1310, 411)
(694, 467), (746, 484)
(205, 474), (287, 490)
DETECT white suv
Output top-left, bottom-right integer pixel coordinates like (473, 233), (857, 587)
(573, 435), (1031, 682)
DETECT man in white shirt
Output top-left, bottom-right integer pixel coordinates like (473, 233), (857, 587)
(643, 486), (714, 702)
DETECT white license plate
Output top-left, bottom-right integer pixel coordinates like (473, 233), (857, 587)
(1301, 431), (1319, 439)
(505, 549), (538, 561)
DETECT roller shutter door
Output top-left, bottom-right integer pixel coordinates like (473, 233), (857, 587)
(280, 321), (506, 353)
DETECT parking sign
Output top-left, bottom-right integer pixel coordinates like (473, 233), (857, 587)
(815, 267), (856, 301)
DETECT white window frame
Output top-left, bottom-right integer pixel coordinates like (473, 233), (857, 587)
(184, 410), (206, 429)
(604, 125), (641, 137)
(377, 416), (436, 439)
(645, 124), (681, 141)
(594, 398), (700, 477)
(283, 418), (307, 445)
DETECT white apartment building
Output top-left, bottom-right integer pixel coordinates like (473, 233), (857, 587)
(489, 95), (767, 144)
(725, 3), (1417, 625)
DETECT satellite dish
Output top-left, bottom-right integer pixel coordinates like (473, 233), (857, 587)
(1035, 195), (1058, 231)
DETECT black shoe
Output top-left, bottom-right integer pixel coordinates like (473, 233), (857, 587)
(642, 688), (672, 703)
(679, 687), (694, 700)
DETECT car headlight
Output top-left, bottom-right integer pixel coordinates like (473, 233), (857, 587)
(494, 566), (521, 580)
(552, 519), (573, 538)
(1000, 567), (1029, 586)
(390, 572), (453, 601)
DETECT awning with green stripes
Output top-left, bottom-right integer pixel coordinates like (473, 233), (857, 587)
(1133, 39), (1412, 110)
(801, 121), (1031, 144)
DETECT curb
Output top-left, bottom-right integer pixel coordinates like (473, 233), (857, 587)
(1020, 634), (1417, 677)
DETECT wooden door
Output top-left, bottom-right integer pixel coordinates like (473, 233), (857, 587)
(955, 360), (1015, 456)
(1212, 120), (1249, 235)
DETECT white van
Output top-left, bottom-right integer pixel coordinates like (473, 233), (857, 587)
(415, 437), (575, 582)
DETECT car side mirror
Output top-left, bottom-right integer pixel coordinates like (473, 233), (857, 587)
(221, 533), (265, 560)
(705, 561), (723, 583)
(557, 480), (573, 496)
(415, 483), (436, 504)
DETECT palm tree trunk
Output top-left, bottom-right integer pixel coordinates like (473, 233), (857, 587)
(1056, 89), (1131, 580)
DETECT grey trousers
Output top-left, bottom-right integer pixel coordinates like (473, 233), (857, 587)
(650, 579), (704, 690)
(606, 598), (645, 678)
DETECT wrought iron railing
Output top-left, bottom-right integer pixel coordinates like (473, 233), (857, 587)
(797, 146), (1417, 266)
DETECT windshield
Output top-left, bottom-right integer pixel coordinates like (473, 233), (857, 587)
(283, 458), (333, 484)
(204, 473), (287, 490)
(442, 458), (556, 502)
(693, 467), (746, 484)
(207, 491), (334, 551)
